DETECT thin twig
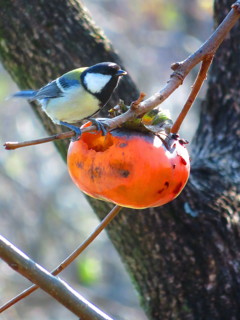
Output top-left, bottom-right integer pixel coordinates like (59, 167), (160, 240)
(171, 56), (214, 133)
(4, 2), (240, 150)
(4, 125), (97, 150)
(0, 235), (114, 319)
(130, 92), (146, 110)
(0, 205), (122, 313)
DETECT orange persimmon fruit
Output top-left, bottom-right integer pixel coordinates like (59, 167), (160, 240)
(67, 123), (190, 209)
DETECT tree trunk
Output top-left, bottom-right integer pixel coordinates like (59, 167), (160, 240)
(1, 0), (240, 319)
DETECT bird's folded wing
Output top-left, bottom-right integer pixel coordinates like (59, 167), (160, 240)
(35, 80), (63, 99)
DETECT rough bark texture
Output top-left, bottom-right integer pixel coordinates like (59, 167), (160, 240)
(1, 0), (240, 319)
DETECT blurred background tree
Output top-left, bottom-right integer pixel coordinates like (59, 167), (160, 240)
(2, 0), (236, 319)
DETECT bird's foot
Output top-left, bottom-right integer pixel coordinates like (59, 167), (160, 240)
(88, 118), (108, 136)
(60, 121), (82, 141)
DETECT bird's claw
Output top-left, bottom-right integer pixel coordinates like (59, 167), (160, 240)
(71, 129), (82, 141)
(59, 121), (82, 141)
(89, 118), (108, 136)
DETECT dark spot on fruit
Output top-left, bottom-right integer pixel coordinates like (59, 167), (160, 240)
(119, 169), (130, 177)
(173, 182), (183, 195)
(172, 164), (176, 169)
(76, 161), (83, 169)
(94, 167), (102, 177)
(179, 155), (187, 165)
(158, 181), (170, 194)
(89, 166), (102, 181)
(110, 160), (132, 178)
(119, 142), (128, 148)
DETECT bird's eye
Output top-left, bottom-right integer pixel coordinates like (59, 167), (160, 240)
(108, 63), (119, 71)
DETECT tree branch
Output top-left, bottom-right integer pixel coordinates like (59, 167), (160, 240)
(0, 205), (122, 313)
(171, 56), (214, 133)
(0, 234), (115, 320)
(3, 1), (240, 150)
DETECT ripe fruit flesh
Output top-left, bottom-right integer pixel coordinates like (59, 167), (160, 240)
(67, 125), (190, 209)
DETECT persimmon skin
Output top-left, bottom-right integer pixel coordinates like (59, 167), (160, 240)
(67, 126), (190, 209)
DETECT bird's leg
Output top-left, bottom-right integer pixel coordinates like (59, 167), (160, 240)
(59, 121), (81, 141)
(88, 118), (108, 136)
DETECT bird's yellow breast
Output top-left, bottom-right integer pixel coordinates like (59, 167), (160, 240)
(42, 86), (100, 124)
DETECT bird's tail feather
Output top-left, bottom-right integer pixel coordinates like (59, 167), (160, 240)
(10, 90), (37, 100)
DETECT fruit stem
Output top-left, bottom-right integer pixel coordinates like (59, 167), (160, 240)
(171, 56), (213, 134)
(0, 205), (122, 312)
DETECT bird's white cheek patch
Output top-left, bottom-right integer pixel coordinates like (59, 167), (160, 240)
(84, 73), (111, 93)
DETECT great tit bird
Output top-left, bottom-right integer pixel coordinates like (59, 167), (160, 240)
(12, 62), (127, 139)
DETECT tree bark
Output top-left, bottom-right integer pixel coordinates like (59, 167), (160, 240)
(1, 1), (240, 320)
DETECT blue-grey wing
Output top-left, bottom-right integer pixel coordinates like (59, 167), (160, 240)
(35, 77), (80, 100)
(34, 80), (63, 100)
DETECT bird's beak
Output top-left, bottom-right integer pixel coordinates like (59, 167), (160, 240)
(116, 69), (127, 76)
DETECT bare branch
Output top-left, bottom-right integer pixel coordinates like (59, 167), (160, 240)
(0, 205), (122, 313)
(4, 126), (95, 150)
(0, 235), (115, 319)
(130, 92), (146, 111)
(171, 56), (214, 133)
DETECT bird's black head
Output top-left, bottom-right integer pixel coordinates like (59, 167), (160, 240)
(80, 62), (127, 106)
